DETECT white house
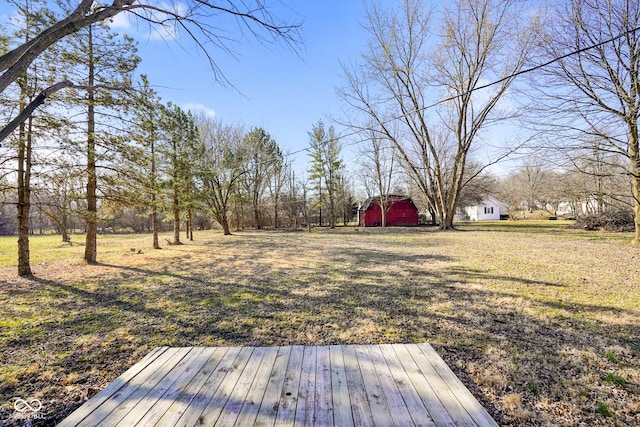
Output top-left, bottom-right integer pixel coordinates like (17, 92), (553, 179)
(460, 195), (508, 221)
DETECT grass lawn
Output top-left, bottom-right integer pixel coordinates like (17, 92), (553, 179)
(0, 222), (638, 426)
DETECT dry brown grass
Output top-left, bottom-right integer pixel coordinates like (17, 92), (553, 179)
(0, 223), (638, 426)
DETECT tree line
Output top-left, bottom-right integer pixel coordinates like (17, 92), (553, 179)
(1, 0), (640, 279)
(1, 1), (358, 276)
(341, 0), (639, 244)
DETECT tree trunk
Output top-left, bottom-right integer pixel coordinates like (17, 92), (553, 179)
(274, 194), (279, 229)
(84, 24), (97, 264)
(329, 198), (336, 228)
(428, 207), (436, 225)
(442, 213), (455, 230)
(187, 209), (194, 241)
(150, 122), (160, 249)
(173, 187), (181, 244)
(221, 214), (232, 235)
(253, 204), (260, 229)
(151, 152), (159, 249)
(17, 116), (32, 276)
(152, 207), (160, 249)
(631, 142), (640, 246)
(84, 141), (97, 263)
(61, 225), (70, 243)
(172, 135), (181, 244)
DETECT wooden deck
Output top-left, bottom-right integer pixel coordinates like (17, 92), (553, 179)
(59, 343), (497, 426)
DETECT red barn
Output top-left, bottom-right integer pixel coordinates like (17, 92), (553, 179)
(359, 195), (419, 227)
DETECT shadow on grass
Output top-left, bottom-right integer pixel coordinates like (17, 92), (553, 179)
(0, 230), (638, 426)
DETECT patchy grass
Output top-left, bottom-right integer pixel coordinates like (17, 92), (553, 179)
(0, 224), (639, 426)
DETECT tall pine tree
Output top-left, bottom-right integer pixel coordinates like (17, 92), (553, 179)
(308, 120), (342, 228)
(130, 75), (164, 249)
(160, 103), (198, 244)
(3, 0), (63, 275)
(59, 19), (139, 262)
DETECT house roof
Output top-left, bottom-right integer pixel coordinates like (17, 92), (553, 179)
(462, 194), (508, 209)
(359, 194), (416, 211)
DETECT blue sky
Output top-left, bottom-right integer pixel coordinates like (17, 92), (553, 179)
(1, 0), (523, 178)
(0, 1), (369, 173)
(117, 1), (370, 173)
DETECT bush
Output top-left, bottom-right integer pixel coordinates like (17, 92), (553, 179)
(572, 207), (635, 232)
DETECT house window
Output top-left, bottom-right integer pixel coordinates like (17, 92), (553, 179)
(484, 207), (494, 214)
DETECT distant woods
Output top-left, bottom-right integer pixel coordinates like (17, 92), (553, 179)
(0, 0), (308, 275)
(1, 0), (640, 277)
(0, 3), (352, 275)
(340, 0), (640, 244)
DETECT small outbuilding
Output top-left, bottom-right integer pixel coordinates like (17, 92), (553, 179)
(359, 195), (419, 227)
(462, 195), (508, 221)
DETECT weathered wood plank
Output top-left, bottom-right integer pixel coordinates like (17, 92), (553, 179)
(274, 345), (304, 427)
(254, 346), (292, 427)
(58, 346), (168, 427)
(172, 346), (244, 427)
(417, 343), (498, 427)
(130, 347), (212, 426)
(112, 347), (206, 426)
(234, 347), (280, 426)
(378, 344), (435, 427)
(61, 344), (497, 427)
(392, 343), (456, 427)
(329, 345), (354, 427)
(341, 345), (375, 427)
(186, 346), (254, 426)
(354, 345), (394, 426)
(215, 347), (268, 426)
(367, 344), (418, 427)
(314, 345), (334, 427)
(153, 347), (229, 427)
(79, 347), (190, 427)
(294, 345), (317, 426)
(405, 344), (477, 427)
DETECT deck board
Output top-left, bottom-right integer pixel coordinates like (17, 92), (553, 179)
(368, 344), (415, 427)
(329, 345), (354, 427)
(255, 346), (292, 427)
(60, 344), (498, 427)
(295, 345), (317, 426)
(154, 346), (229, 426)
(274, 345), (304, 427)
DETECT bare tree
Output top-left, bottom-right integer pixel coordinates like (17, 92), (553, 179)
(533, 0), (640, 244)
(195, 116), (246, 235)
(340, 0), (533, 229)
(496, 173), (526, 220)
(518, 160), (548, 212)
(267, 155), (287, 228)
(297, 175), (313, 232)
(496, 161), (552, 219)
(358, 126), (397, 227)
(35, 163), (84, 242)
(281, 165), (302, 228)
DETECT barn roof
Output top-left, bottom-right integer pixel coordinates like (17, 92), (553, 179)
(359, 194), (416, 211)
